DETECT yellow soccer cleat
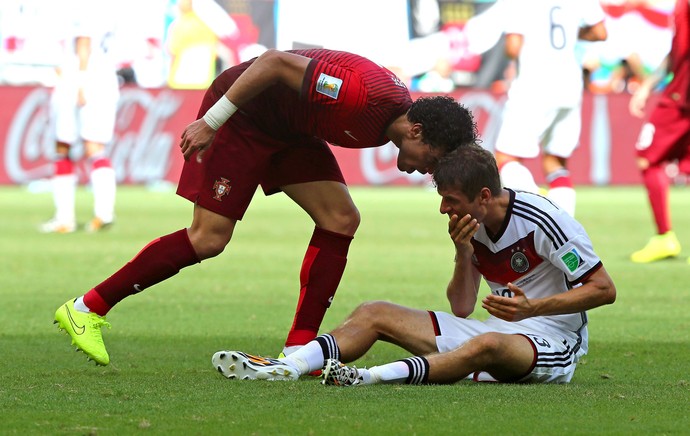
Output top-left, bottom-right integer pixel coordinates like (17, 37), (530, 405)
(54, 299), (111, 365)
(630, 231), (682, 263)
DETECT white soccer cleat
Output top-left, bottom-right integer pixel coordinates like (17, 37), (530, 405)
(212, 351), (299, 381)
(39, 219), (76, 234)
(321, 358), (362, 387)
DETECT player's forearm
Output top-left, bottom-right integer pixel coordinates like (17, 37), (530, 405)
(204, 49), (311, 130)
(530, 268), (616, 317)
(446, 259), (480, 317)
(641, 55), (670, 92)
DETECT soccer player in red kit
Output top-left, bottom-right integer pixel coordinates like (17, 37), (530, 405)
(629, 0), (690, 263)
(54, 48), (478, 365)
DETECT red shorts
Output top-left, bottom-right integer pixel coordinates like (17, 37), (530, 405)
(176, 112), (345, 221)
(635, 104), (690, 173)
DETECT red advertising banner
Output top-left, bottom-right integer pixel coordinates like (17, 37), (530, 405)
(0, 86), (645, 186)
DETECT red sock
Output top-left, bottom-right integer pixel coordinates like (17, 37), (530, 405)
(91, 156), (112, 170)
(55, 156), (74, 175)
(285, 227), (353, 347)
(642, 165), (670, 235)
(546, 168), (573, 189)
(83, 229), (200, 315)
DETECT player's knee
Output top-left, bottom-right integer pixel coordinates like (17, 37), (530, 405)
(187, 230), (231, 260)
(466, 333), (504, 361)
(637, 157), (650, 171)
(320, 206), (360, 236)
(349, 300), (390, 327)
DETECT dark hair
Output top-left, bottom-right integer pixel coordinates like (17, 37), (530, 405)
(407, 96), (478, 153)
(432, 143), (502, 201)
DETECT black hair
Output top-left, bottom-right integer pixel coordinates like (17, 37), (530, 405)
(407, 96), (478, 153)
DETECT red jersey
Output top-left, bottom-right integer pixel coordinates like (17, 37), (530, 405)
(663, 0), (690, 108)
(212, 49), (412, 148)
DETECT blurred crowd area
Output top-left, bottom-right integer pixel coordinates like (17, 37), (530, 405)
(0, 0), (675, 94)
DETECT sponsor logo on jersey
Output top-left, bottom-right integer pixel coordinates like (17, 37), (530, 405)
(316, 73), (342, 99)
(213, 177), (232, 201)
(560, 248), (584, 273)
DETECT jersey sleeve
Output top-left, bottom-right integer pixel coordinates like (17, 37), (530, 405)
(302, 58), (367, 114)
(534, 212), (602, 285)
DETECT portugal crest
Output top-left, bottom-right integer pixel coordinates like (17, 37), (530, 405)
(213, 177), (231, 201)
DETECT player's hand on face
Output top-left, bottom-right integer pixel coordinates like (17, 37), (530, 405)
(481, 283), (534, 322)
(180, 119), (217, 161)
(449, 213), (479, 256)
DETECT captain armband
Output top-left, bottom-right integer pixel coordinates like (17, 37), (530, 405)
(202, 95), (238, 130)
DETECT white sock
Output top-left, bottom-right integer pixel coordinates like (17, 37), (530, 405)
(547, 187), (576, 216)
(280, 341), (325, 375)
(499, 161), (539, 193)
(52, 174), (77, 224)
(367, 361), (410, 384)
(73, 296), (91, 313)
(90, 166), (116, 223)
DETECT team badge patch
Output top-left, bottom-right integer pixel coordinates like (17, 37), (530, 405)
(316, 73), (342, 99)
(510, 251), (530, 273)
(560, 248), (585, 273)
(213, 177), (231, 201)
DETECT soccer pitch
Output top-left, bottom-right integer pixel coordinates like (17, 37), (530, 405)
(1, 185), (688, 434)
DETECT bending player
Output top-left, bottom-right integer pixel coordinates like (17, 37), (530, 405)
(54, 48), (478, 366)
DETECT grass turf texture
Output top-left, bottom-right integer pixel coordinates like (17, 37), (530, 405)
(1, 185), (688, 435)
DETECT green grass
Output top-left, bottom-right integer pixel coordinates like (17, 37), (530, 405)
(1, 185), (689, 435)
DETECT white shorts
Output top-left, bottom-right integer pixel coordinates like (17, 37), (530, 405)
(51, 69), (120, 145)
(494, 96), (582, 159)
(431, 311), (584, 384)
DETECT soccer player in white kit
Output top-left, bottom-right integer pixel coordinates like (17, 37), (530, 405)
(493, 0), (607, 216)
(41, 0), (119, 233)
(211, 144), (617, 386)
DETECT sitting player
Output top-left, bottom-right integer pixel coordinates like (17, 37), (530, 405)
(213, 144), (616, 385)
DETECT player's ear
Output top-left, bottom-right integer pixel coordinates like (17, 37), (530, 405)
(479, 187), (492, 203)
(410, 123), (423, 139)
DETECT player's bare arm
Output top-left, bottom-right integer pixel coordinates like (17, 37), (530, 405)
(446, 213), (481, 317)
(503, 34), (522, 60)
(578, 21), (607, 42)
(482, 267), (616, 322)
(629, 54), (670, 118)
(76, 36), (91, 107)
(180, 50), (312, 160)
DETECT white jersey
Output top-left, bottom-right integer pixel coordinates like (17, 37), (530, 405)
(58, 0), (118, 77)
(470, 189), (602, 353)
(503, 0), (605, 106)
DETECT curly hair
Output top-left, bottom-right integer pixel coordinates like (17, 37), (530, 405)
(433, 143), (502, 201)
(407, 96), (478, 153)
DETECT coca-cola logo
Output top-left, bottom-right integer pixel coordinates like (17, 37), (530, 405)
(3, 87), (183, 184)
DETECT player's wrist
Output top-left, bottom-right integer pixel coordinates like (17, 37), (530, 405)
(202, 95), (238, 130)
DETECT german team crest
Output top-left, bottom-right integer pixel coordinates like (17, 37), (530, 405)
(213, 178), (231, 201)
(510, 251), (529, 273)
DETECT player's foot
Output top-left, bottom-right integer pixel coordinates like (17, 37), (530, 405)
(278, 351), (322, 377)
(39, 219), (76, 234)
(322, 359), (362, 387)
(54, 299), (111, 365)
(212, 351), (299, 381)
(630, 231), (681, 263)
(86, 217), (113, 233)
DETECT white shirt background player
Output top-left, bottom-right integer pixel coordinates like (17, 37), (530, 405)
(493, 0), (607, 217)
(43, 0), (119, 233)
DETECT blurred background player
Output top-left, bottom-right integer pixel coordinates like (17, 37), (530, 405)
(54, 48), (478, 366)
(629, 0), (690, 263)
(493, 0), (607, 216)
(40, 0), (119, 233)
